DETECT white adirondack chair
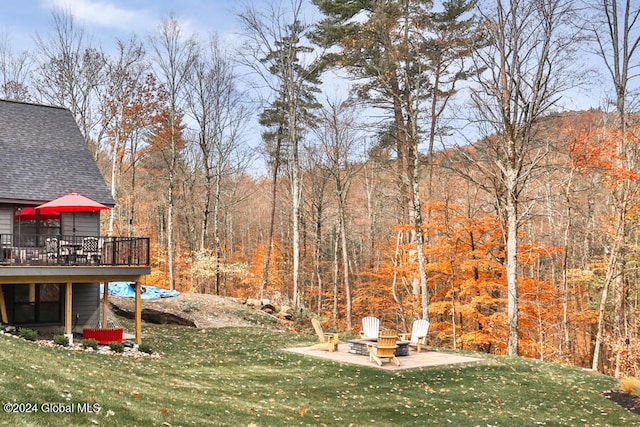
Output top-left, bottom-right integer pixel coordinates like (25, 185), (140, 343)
(400, 319), (430, 352)
(361, 316), (380, 339)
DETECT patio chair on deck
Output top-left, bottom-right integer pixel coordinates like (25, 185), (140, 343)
(310, 318), (339, 352)
(45, 237), (60, 263)
(360, 316), (380, 339)
(368, 330), (400, 366)
(79, 237), (100, 264)
(399, 319), (430, 352)
(0, 235), (11, 264)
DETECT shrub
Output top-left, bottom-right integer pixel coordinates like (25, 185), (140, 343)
(108, 341), (124, 353)
(621, 377), (640, 397)
(53, 335), (69, 347)
(82, 338), (99, 350)
(292, 308), (313, 332)
(138, 342), (153, 354)
(19, 328), (38, 341)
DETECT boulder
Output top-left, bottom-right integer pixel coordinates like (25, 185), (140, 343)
(261, 303), (276, 315)
(279, 305), (294, 320)
(109, 302), (196, 327)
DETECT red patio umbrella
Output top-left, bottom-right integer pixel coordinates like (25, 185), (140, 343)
(36, 193), (111, 232)
(15, 207), (60, 221)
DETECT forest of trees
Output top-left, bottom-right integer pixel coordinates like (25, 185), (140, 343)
(2, 0), (640, 376)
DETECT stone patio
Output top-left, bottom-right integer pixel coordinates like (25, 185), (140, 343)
(284, 344), (484, 371)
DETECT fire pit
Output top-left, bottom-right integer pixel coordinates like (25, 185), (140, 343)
(348, 338), (410, 357)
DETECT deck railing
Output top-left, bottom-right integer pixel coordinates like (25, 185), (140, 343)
(0, 234), (150, 267)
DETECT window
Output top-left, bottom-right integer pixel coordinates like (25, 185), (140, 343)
(14, 207), (61, 247)
(12, 284), (62, 324)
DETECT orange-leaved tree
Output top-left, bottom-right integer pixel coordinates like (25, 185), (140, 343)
(569, 122), (640, 374)
(364, 199), (564, 357)
(420, 201), (506, 353)
(354, 224), (418, 334)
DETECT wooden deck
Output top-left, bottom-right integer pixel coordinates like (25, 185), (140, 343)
(0, 234), (150, 344)
(0, 235), (149, 267)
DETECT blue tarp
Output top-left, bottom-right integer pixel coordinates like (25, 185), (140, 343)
(102, 282), (180, 299)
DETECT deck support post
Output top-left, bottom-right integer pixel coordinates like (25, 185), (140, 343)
(134, 281), (142, 344)
(102, 282), (109, 327)
(0, 285), (7, 323)
(65, 282), (72, 335)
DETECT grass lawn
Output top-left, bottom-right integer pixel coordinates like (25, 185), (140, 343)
(0, 320), (638, 426)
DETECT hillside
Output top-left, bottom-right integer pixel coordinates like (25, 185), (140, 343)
(107, 293), (287, 329)
(1, 321), (638, 426)
(106, 292), (639, 416)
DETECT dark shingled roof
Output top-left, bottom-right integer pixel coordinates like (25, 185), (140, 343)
(0, 99), (115, 206)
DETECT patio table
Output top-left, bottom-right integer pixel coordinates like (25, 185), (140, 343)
(60, 241), (81, 263)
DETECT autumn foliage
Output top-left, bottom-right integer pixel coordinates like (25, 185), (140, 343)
(91, 95), (640, 375)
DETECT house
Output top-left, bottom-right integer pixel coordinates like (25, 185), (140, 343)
(0, 99), (150, 342)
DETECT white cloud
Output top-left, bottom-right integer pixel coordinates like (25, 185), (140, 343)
(39, 0), (245, 45)
(41, 0), (157, 32)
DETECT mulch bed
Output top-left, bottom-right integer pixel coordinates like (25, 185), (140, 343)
(604, 390), (640, 414)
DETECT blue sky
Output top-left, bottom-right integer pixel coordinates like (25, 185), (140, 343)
(0, 0), (338, 176)
(0, 0), (254, 52)
(0, 0), (606, 146)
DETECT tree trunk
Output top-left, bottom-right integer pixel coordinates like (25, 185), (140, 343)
(391, 231), (406, 330)
(128, 139), (137, 238)
(291, 156), (301, 308)
(506, 168), (519, 356)
(338, 198), (352, 329)
(592, 243), (619, 371)
(332, 227), (339, 321)
(213, 159), (223, 295)
(412, 149), (429, 321)
(261, 134), (282, 298)
(201, 151), (212, 252)
(314, 203), (323, 313)
(108, 127), (120, 236)
(167, 172), (175, 290)
(167, 103), (178, 291)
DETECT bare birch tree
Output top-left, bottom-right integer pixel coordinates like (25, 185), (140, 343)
(311, 97), (363, 327)
(257, 106), (286, 299)
(300, 140), (330, 312)
(148, 16), (198, 290)
(102, 38), (163, 237)
(467, 0), (581, 356)
(33, 10), (106, 153)
(587, 0), (640, 374)
(185, 35), (251, 294)
(238, 0), (320, 308)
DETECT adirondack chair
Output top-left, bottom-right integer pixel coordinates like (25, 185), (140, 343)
(311, 318), (339, 352)
(400, 319), (430, 352)
(361, 316), (380, 339)
(367, 329), (400, 366)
